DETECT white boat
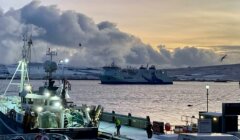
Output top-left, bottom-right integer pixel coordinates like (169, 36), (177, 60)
(100, 62), (173, 84)
(0, 37), (103, 139)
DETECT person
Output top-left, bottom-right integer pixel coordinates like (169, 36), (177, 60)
(146, 116), (153, 139)
(115, 118), (121, 136)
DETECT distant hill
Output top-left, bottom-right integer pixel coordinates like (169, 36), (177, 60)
(1, 63), (240, 81)
(166, 63), (240, 81)
(4, 63), (101, 80)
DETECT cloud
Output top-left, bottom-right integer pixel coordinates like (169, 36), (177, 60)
(171, 47), (219, 67)
(0, 1), (228, 68)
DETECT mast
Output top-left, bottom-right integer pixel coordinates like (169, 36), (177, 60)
(20, 35), (30, 92)
(4, 35), (31, 95)
(46, 48), (57, 79)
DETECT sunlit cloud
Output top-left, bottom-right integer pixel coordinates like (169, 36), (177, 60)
(0, 1), (239, 68)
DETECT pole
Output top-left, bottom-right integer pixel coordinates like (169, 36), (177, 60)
(62, 63), (64, 78)
(207, 88), (208, 112)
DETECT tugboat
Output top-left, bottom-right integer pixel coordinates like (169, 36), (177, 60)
(0, 36), (103, 139)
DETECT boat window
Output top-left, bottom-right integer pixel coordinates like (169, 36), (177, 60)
(28, 99), (33, 104)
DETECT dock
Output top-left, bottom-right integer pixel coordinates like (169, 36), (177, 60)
(99, 121), (178, 140)
(99, 111), (171, 140)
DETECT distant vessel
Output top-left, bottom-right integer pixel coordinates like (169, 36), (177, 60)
(100, 62), (173, 84)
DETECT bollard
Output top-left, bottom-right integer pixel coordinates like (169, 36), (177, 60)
(128, 113), (132, 126)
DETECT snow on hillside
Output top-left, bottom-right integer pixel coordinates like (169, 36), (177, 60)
(5, 63), (101, 80)
(1, 63), (240, 81)
(166, 64), (240, 81)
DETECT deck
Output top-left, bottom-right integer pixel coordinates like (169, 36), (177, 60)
(99, 121), (178, 140)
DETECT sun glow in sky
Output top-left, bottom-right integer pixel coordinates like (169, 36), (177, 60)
(1, 0), (240, 49)
(0, 0), (240, 67)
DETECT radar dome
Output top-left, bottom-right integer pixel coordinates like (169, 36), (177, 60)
(44, 61), (57, 72)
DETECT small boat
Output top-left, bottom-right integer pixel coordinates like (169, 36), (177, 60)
(0, 37), (103, 139)
(100, 62), (173, 84)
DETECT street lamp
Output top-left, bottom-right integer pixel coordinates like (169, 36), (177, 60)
(206, 85), (210, 112)
(64, 58), (69, 63)
(59, 58), (69, 78)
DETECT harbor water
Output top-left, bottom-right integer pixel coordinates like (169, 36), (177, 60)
(1, 80), (240, 125)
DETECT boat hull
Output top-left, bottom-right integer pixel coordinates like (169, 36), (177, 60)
(0, 111), (98, 139)
(101, 65), (173, 85)
(100, 75), (173, 84)
(101, 80), (173, 84)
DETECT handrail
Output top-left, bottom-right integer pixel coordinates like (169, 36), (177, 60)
(181, 115), (198, 125)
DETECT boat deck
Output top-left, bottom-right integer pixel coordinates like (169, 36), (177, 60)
(99, 121), (178, 140)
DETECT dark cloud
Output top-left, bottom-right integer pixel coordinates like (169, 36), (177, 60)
(0, 1), (226, 68)
(97, 21), (116, 30)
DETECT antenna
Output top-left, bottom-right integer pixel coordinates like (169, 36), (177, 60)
(45, 48), (57, 79)
(46, 48), (57, 61)
(27, 34), (33, 61)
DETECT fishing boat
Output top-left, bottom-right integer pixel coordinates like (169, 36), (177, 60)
(0, 37), (103, 139)
(100, 62), (173, 84)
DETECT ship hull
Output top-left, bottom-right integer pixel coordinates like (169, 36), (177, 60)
(100, 75), (173, 84)
(101, 64), (173, 85)
(101, 81), (173, 84)
(0, 111), (98, 139)
(101, 80), (173, 84)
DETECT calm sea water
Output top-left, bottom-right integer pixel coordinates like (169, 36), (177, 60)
(1, 80), (240, 125)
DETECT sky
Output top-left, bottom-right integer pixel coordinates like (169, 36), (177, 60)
(0, 0), (239, 68)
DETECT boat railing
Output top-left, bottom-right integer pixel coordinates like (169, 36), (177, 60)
(181, 115), (198, 125)
(171, 115), (198, 133)
(0, 95), (21, 114)
(0, 100), (13, 114)
(100, 111), (149, 129)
